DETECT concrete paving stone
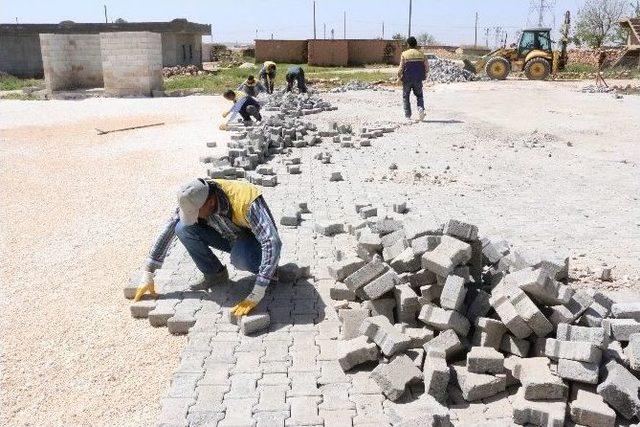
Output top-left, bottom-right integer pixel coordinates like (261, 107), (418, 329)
(362, 298), (395, 324)
(402, 217), (442, 242)
(359, 315), (411, 356)
(262, 340), (291, 362)
(602, 318), (640, 341)
(357, 230), (382, 252)
(512, 357), (568, 400)
(186, 410), (225, 427)
(382, 238), (408, 262)
(398, 268), (437, 289)
(176, 349), (209, 374)
(390, 247), (421, 274)
(288, 371), (321, 397)
(499, 267), (572, 306)
(499, 334), (530, 357)
(417, 304), (470, 336)
(626, 332), (640, 371)
(319, 409), (356, 427)
(200, 363), (232, 386)
(383, 393), (450, 426)
(360, 206), (377, 219)
(344, 257), (388, 293)
(548, 290), (594, 327)
(349, 370), (382, 395)
(130, 298), (157, 318)
(410, 234), (442, 256)
(481, 390), (514, 420)
(337, 336), (379, 371)
(480, 235), (510, 265)
(604, 340), (629, 366)
(210, 331), (241, 343)
(316, 339), (340, 361)
(254, 411), (289, 427)
(349, 393), (389, 426)
(467, 346), (505, 374)
(580, 301), (610, 327)
(167, 372), (202, 398)
(439, 275), (467, 311)
(489, 293), (532, 339)
(472, 317), (507, 350)
(512, 388), (566, 427)
(260, 360), (290, 374)
(503, 355), (522, 387)
(596, 360), (640, 420)
(190, 385), (228, 413)
(319, 383), (355, 410)
(329, 281), (356, 301)
(394, 324), (434, 348)
(328, 257), (367, 282)
(314, 220), (344, 236)
(556, 359), (599, 384)
(417, 284), (443, 306)
(376, 218), (404, 236)
(258, 372), (290, 386)
(231, 352), (261, 374)
(339, 308), (371, 340)
(148, 297), (180, 327)
(422, 353), (450, 403)
(544, 338), (602, 363)
(423, 329), (464, 360)
(157, 397), (194, 427)
(318, 360), (350, 384)
(361, 270), (399, 300)
(509, 289), (553, 337)
(464, 287), (492, 321)
(289, 349), (320, 373)
(421, 235), (472, 277)
(369, 354), (422, 401)
(451, 363), (506, 401)
(444, 219), (478, 241)
(286, 396), (323, 426)
(511, 248), (569, 281)
(393, 284), (420, 325)
(235, 335), (265, 353)
(379, 229), (405, 248)
(225, 373), (261, 399)
(239, 313), (271, 335)
(219, 397), (257, 427)
(404, 347), (425, 368)
(569, 384), (616, 427)
(254, 385), (290, 412)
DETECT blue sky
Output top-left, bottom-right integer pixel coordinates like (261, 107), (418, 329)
(2, 0), (585, 45)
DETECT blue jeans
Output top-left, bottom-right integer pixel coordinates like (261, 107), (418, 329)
(175, 220), (261, 276)
(402, 80), (424, 118)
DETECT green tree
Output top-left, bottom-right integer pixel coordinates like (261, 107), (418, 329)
(574, 0), (629, 48)
(416, 32), (438, 46)
(392, 33), (405, 41)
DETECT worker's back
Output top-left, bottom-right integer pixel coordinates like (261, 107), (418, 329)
(401, 48), (426, 81)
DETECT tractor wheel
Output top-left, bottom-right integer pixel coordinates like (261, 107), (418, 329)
(524, 58), (551, 80)
(485, 57), (511, 80)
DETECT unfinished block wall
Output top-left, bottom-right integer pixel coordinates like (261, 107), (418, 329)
(39, 34), (103, 92)
(255, 40), (308, 63)
(101, 31), (163, 97)
(308, 40), (349, 66)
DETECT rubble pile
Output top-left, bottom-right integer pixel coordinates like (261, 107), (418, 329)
(263, 92), (336, 116)
(427, 58), (478, 84)
(581, 84), (615, 94)
(313, 215), (640, 426)
(162, 65), (205, 78)
(330, 80), (394, 93)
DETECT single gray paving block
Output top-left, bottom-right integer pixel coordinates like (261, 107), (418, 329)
(417, 304), (470, 336)
(556, 359), (599, 384)
(499, 334), (530, 357)
(337, 335), (379, 371)
(287, 371), (321, 397)
(611, 302), (640, 321)
(499, 267), (572, 306)
(167, 312), (197, 335)
(360, 206), (378, 219)
(314, 220), (344, 236)
(423, 329), (464, 360)
(253, 385), (290, 413)
(359, 315), (411, 356)
(254, 411), (289, 427)
(190, 385), (229, 413)
(480, 235), (510, 265)
(361, 270), (399, 300)
(225, 372), (261, 399)
(410, 234), (442, 256)
(329, 281), (356, 301)
(421, 235), (472, 277)
(393, 284), (420, 325)
(285, 396), (323, 426)
(382, 238), (408, 262)
(339, 308), (371, 340)
(376, 218), (404, 236)
(280, 208), (301, 226)
(395, 324), (435, 349)
(510, 289), (553, 337)
(363, 298), (395, 324)
(167, 372), (202, 399)
(186, 410), (225, 427)
(596, 360), (640, 420)
(422, 353), (450, 403)
(130, 298), (157, 318)
(465, 287), (492, 320)
(443, 219), (478, 241)
(602, 318), (640, 341)
(511, 248), (569, 281)
(398, 268), (437, 288)
(402, 217), (442, 241)
(556, 323), (608, 349)
(626, 332), (640, 371)
(380, 228), (405, 248)
(512, 388), (567, 427)
(569, 385), (616, 427)
(328, 257), (367, 282)
(157, 397), (194, 427)
(219, 397), (257, 427)
(319, 383), (355, 411)
(383, 393), (450, 426)
(369, 354), (422, 401)
(149, 297), (181, 327)
(512, 357), (568, 401)
(450, 363), (506, 402)
(390, 247), (421, 273)
(580, 301), (610, 327)
(176, 349), (209, 374)
(344, 256), (388, 293)
(439, 275), (467, 311)
(544, 338), (602, 364)
(548, 290), (594, 327)
(358, 229), (382, 252)
(467, 346), (504, 374)
(490, 293), (532, 339)
(472, 317), (507, 350)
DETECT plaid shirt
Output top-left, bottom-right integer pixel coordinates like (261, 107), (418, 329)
(146, 192), (281, 288)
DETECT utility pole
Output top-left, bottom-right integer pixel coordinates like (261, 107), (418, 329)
(382, 22), (385, 39)
(343, 11), (346, 39)
(103, 5), (108, 23)
(485, 28), (490, 47)
(271, 33), (274, 40)
(538, 0), (545, 26)
(255, 29), (258, 40)
(331, 28), (335, 40)
(313, 1), (317, 39)
(323, 23), (326, 39)
(474, 12), (479, 48)
(408, 0), (413, 36)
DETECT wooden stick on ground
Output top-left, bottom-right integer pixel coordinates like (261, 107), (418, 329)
(95, 122), (165, 135)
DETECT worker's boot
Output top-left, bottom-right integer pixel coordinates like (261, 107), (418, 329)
(190, 267), (229, 291)
(418, 108), (426, 122)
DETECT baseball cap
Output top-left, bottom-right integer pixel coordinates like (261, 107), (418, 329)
(177, 179), (209, 226)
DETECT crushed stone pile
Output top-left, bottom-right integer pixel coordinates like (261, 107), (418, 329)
(330, 80), (394, 93)
(162, 65), (205, 78)
(306, 215), (640, 426)
(428, 58), (478, 84)
(581, 84), (615, 94)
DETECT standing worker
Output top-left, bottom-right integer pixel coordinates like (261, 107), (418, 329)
(259, 61), (277, 94)
(133, 178), (282, 317)
(285, 66), (307, 93)
(398, 36), (429, 122)
(220, 89), (262, 130)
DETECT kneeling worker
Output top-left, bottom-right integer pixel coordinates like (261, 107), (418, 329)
(259, 61), (277, 94)
(237, 75), (267, 97)
(133, 178), (282, 317)
(285, 66), (307, 93)
(220, 89), (262, 129)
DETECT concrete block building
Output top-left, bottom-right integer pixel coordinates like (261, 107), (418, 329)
(0, 19), (210, 77)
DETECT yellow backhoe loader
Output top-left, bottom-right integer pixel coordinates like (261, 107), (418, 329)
(466, 11), (571, 81)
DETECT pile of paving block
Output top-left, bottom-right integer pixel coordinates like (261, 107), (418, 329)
(329, 80), (394, 93)
(262, 91), (337, 116)
(428, 58), (479, 84)
(323, 214), (640, 426)
(581, 84), (616, 94)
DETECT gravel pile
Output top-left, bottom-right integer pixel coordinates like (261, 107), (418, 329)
(581, 84), (615, 93)
(316, 216), (640, 425)
(330, 80), (394, 93)
(428, 58), (478, 84)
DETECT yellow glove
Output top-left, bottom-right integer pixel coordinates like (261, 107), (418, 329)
(231, 300), (257, 317)
(222, 111), (229, 118)
(133, 271), (158, 302)
(219, 123), (229, 131)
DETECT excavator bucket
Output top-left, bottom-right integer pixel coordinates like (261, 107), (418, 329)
(463, 59), (478, 74)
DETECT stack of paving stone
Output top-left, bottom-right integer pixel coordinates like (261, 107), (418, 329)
(427, 58), (478, 84)
(581, 84), (615, 94)
(262, 91), (337, 116)
(325, 213), (640, 426)
(329, 80), (394, 93)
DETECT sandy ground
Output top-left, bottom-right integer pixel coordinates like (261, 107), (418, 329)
(1, 79), (639, 426)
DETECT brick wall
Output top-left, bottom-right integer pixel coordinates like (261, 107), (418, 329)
(347, 39), (403, 65)
(308, 40), (348, 66)
(39, 33), (103, 92)
(255, 40), (307, 63)
(101, 32), (163, 97)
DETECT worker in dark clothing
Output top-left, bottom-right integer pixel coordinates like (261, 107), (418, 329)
(285, 66), (307, 93)
(220, 90), (262, 129)
(237, 75), (267, 97)
(259, 61), (277, 94)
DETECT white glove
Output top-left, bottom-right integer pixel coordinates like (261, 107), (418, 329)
(245, 284), (267, 304)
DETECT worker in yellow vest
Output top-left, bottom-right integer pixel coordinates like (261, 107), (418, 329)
(133, 178), (282, 317)
(398, 36), (429, 122)
(220, 89), (262, 130)
(259, 61), (277, 94)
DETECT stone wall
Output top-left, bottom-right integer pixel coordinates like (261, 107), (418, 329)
(0, 34), (43, 77)
(39, 34), (103, 92)
(308, 40), (349, 66)
(255, 40), (308, 63)
(101, 32), (163, 97)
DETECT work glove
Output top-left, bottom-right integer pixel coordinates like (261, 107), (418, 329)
(219, 123), (229, 131)
(222, 111), (229, 118)
(231, 284), (266, 317)
(133, 271), (158, 302)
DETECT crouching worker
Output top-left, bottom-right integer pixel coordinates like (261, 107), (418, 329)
(259, 61), (277, 94)
(133, 178), (282, 317)
(285, 66), (307, 93)
(220, 89), (262, 130)
(238, 75), (267, 97)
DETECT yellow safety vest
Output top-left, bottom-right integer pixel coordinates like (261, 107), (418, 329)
(212, 179), (262, 229)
